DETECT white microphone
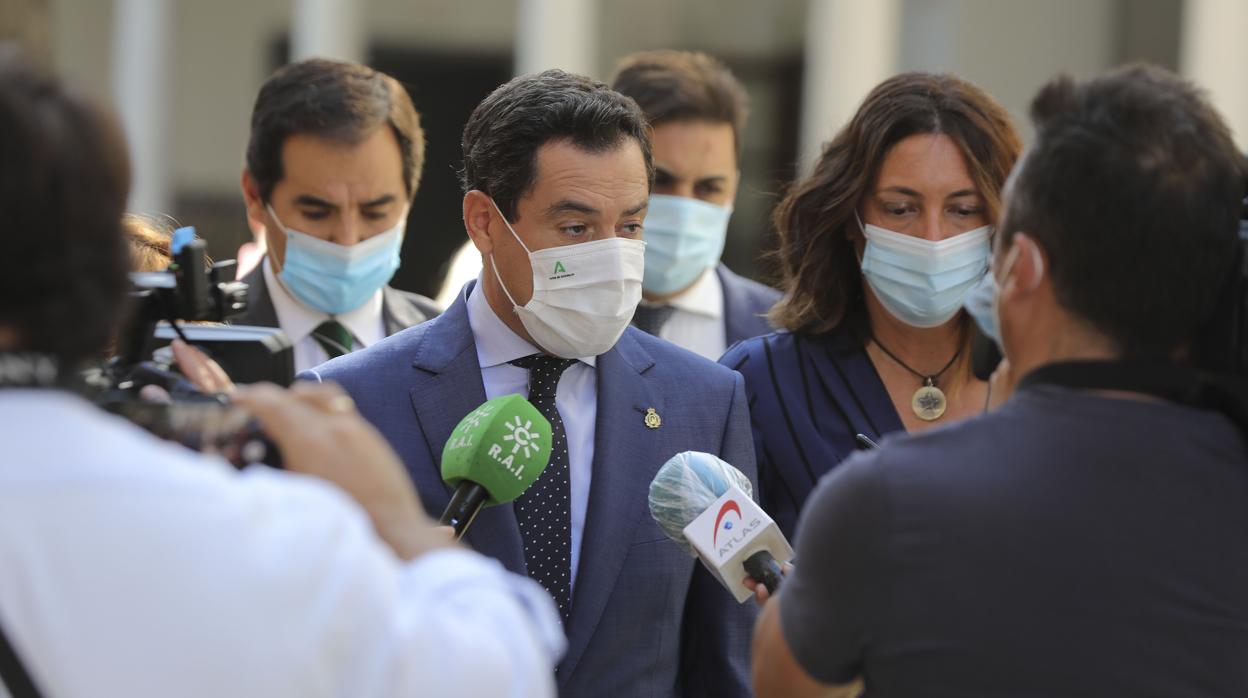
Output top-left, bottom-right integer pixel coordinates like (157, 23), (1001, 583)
(648, 451), (795, 603)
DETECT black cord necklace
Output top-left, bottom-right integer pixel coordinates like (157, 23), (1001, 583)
(871, 337), (963, 421)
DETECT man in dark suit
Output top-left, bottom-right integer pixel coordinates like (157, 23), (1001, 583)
(235, 59), (439, 373)
(303, 70), (757, 697)
(611, 50), (780, 359)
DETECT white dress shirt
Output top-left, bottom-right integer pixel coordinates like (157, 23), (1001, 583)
(465, 281), (596, 589)
(263, 259), (386, 373)
(0, 390), (563, 698)
(643, 267), (726, 360)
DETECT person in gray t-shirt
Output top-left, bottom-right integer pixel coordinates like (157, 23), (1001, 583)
(780, 389), (1247, 696)
(750, 65), (1248, 698)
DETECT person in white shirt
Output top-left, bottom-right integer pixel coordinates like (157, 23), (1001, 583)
(0, 55), (560, 698)
(610, 50), (781, 360)
(235, 59), (441, 373)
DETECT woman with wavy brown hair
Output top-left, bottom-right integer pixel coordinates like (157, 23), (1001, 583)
(721, 72), (1021, 538)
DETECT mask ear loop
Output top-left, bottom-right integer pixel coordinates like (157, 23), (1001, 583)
(996, 244), (1023, 286)
(489, 197), (533, 255)
(486, 196), (528, 309)
(853, 211), (870, 266)
(998, 237), (1046, 291)
(264, 203), (301, 295)
(265, 203), (289, 235)
(1027, 243), (1046, 289)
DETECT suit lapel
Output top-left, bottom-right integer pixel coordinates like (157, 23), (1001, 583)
(407, 284), (526, 573)
(381, 285), (426, 336)
(559, 329), (667, 680)
(716, 264), (748, 345)
(234, 265), (279, 328)
(806, 332), (905, 441)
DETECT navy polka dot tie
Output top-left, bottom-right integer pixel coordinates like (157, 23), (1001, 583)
(510, 353), (577, 622)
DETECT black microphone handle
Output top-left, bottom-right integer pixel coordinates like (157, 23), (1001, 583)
(744, 550), (783, 595)
(437, 482), (490, 540)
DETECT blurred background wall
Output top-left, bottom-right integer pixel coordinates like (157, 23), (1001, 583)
(4, 0), (1243, 298)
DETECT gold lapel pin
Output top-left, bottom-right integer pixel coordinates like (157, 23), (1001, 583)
(644, 407), (662, 429)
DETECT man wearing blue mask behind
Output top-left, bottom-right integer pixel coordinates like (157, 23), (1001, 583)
(236, 59), (439, 372)
(610, 51), (780, 360)
(302, 70), (757, 697)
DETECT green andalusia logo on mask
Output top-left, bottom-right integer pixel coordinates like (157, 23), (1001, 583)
(550, 260), (573, 280)
(554, 261), (567, 274)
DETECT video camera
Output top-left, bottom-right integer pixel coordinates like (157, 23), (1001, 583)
(94, 226), (293, 465)
(111, 226), (293, 387)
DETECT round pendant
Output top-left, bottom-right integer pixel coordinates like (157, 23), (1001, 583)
(911, 384), (948, 421)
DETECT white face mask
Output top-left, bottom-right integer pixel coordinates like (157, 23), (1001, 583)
(488, 199), (646, 358)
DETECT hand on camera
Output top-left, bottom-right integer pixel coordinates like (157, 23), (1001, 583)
(171, 339), (236, 395)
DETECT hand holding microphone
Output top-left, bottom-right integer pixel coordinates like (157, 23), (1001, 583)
(438, 394), (553, 539)
(648, 451), (795, 603)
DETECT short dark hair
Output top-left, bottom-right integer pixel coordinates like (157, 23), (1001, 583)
(1003, 63), (1247, 357)
(245, 59), (425, 202)
(0, 54), (131, 365)
(610, 50), (748, 153)
(459, 69), (654, 222)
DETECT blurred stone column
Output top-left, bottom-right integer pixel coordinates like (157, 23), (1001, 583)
(0, 0), (51, 64)
(797, 0), (900, 176)
(112, 0), (172, 215)
(291, 0), (364, 63)
(1181, 0), (1248, 150)
(515, 0), (598, 77)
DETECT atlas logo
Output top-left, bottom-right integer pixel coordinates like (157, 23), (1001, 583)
(713, 500), (742, 547)
(712, 498), (764, 558)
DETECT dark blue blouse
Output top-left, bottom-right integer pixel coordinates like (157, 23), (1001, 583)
(720, 328), (905, 539)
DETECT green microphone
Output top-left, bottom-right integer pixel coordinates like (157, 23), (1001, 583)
(438, 394), (553, 539)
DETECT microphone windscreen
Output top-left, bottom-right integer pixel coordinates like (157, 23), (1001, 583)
(441, 394), (553, 505)
(648, 451), (753, 555)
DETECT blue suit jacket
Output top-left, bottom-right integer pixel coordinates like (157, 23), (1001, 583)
(716, 264), (781, 347)
(720, 328), (905, 541)
(302, 285), (758, 697)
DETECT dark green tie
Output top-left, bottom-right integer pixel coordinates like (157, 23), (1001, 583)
(312, 320), (354, 359)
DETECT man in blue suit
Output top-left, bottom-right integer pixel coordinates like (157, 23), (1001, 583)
(610, 51), (780, 359)
(302, 69), (757, 697)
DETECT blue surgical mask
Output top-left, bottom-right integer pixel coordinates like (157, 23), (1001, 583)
(963, 243), (1031, 347)
(858, 214), (991, 328)
(963, 271), (1000, 343)
(642, 194), (732, 295)
(268, 204), (405, 315)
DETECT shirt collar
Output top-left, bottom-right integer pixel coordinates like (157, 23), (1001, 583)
(647, 267), (723, 318)
(465, 277), (596, 368)
(262, 257), (384, 346)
